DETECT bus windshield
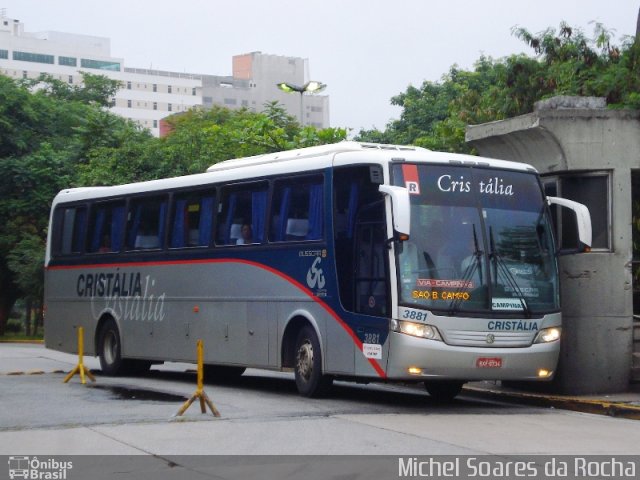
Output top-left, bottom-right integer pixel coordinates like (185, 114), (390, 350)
(393, 163), (558, 315)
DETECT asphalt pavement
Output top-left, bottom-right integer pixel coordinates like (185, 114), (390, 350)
(2, 341), (639, 420)
(1, 341), (639, 480)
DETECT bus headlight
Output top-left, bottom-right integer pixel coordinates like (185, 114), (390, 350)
(533, 327), (561, 344)
(395, 320), (442, 341)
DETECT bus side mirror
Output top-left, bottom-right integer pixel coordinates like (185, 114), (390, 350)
(547, 196), (592, 253)
(379, 185), (411, 239)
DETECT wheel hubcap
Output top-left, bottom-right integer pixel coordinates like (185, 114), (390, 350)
(296, 340), (313, 382)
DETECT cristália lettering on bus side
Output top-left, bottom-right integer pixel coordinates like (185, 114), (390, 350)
(86, 273), (167, 323)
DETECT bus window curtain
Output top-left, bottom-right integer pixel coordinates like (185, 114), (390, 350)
(90, 208), (106, 252)
(223, 193), (237, 244)
(73, 209), (87, 253)
(127, 204), (142, 248)
(347, 182), (359, 239)
(157, 202), (167, 247)
(171, 199), (187, 248)
(252, 190), (268, 243)
(199, 196), (214, 246)
(307, 183), (323, 240)
(111, 206), (125, 252)
(276, 187), (291, 241)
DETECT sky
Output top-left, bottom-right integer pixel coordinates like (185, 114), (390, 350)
(1, 0), (637, 133)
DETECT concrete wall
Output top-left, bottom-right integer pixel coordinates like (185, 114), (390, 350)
(466, 97), (640, 394)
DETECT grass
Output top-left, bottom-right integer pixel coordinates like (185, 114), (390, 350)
(2, 315), (43, 342)
(0, 329), (44, 343)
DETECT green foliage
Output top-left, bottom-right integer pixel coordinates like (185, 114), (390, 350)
(0, 73), (133, 333)
(0, 75), (46, 157)
(4, 318), (23, 334)
(20, 72), (121, 107)
(357, 22), (640, 152)
(6, 233), (45, 302)
(77, 102), (347, 186)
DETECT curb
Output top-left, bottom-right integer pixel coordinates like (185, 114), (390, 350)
(463, 385), (640, 420)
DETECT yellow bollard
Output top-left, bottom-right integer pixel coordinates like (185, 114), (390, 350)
(175, 339), (220, 417)
(63, 326), (96, 385)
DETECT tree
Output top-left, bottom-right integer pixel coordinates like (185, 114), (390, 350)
(78, 103), (347, 186)
(0, 74), (133, 334)
(357, 22), (640, 152)
(20, 72), (121, 107)
(0, 77), (51, 333)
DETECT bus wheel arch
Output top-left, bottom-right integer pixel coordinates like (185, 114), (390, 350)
(282, 315), (333, 397)
(95, 315), (151, 376)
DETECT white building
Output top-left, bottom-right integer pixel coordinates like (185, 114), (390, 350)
(0, 14), (329, 136)
(0, 14), (201, 136)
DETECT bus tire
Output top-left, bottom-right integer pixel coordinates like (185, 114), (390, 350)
(97, 319), (126, 376)
(294, 326), (333, 397)
(424, 380), (464, 402)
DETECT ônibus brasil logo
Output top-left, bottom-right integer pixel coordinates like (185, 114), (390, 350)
(8, 456), (72, 480)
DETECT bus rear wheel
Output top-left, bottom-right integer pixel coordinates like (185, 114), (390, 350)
(294, 326), (333, 397)
(97, 319), (125, 376)
(97, 320), (151, 376)
(424, 380), (464, 402)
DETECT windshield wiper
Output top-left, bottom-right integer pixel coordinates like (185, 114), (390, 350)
(448, 224), (483, 315)
(489, 227), (532, 318)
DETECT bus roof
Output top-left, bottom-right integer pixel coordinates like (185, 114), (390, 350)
(205, 142), (424, 173)
(205, 141), (535, 174)
(52, 141), (536, 205)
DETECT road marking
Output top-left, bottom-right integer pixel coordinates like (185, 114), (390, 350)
(3, 369), (66, 376)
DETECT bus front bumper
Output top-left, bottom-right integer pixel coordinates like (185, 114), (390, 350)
(386, 331), (560, 381)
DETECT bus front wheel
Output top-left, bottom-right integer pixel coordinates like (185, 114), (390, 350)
(424, 380), (464, 402)
(294, 326), (333, 397)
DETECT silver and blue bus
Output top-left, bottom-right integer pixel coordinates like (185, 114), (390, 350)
(44, 142), (591, 399)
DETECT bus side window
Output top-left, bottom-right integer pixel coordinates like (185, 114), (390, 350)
(217, 182), (268, 246)
(52, 206), (87, 256)
(170, 190), (215, 248)
(88, 201), (126, 253)
(269, 175), (324, 242)
(126, 195), (168, 250)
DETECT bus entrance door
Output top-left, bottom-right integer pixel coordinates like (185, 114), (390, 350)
(354, 215), (388, 317)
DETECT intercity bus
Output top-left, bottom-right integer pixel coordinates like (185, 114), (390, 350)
(44, 142), (591, 400)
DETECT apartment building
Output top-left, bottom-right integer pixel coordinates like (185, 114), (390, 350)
(0, 14), (329, 136)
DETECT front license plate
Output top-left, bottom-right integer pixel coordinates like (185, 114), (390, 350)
(476, 357), (503, 368)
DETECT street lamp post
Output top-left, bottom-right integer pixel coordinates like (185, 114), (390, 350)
(276, 80), (326, 126)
